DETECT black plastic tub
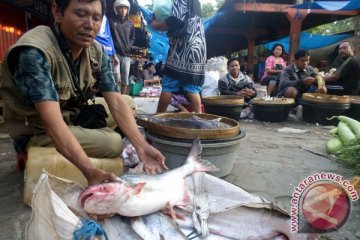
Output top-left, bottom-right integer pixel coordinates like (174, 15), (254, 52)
(203, 103), (243, 121)
(300, 99), (350, 126)
(252, 104), (293, 122)
(346, 102), (360, 121)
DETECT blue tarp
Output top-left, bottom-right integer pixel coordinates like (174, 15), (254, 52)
(292, 0), (360, 11)
(139, 3), (355, 61)
(140, 6), (169, 63)
(139, 4), (220, 62)
(262, 32), (352, 53)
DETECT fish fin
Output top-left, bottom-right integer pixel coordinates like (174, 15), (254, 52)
(213, 117), (222, 122)
(177, 182), (190, 206)
(133, 182), (146, 195)
(195, 155), (219, 173)
(186, 139), (219, 173)
(174, 213), (185, 221)
(187, 138), (202, 161)
(163, 202), (177, 219)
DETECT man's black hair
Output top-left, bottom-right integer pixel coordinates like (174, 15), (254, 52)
(54, 0), (106, 16)
(227, 57), (240, 67)
(294, 49), (309, 60)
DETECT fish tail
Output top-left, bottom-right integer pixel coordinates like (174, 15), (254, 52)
(186, 139), (219, 173)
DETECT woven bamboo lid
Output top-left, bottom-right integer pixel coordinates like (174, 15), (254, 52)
(345, 95), (360, 104)
(145, 113), (241, 140)
(202, 96), (244, 105)
(302, 93), (350, 104)
(252, 97), (295, 105)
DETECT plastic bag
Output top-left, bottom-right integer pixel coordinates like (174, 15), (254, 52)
(153, 0), (172, 21)
(201, 71), (220, 97)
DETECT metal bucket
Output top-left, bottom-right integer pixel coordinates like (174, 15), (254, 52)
(147, 129), (246, 178)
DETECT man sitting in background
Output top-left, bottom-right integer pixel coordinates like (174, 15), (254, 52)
(324, 41), (360, 95)
(278, 49), (326, 102)
(218, 57), (257, 102)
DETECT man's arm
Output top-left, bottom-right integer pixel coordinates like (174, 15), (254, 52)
(150, 20), (169, 31)
(103, 92), (166, 174)
(218, 77), (237, 95)
(35, 101), (116, 185)
(13, 47), (117, 185)
(279, 67), (302, 90)
(130, 23), (136, 47)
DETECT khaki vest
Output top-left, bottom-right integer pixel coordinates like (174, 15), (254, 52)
(0, 26), (103, 140)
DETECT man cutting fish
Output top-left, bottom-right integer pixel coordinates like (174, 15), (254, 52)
(0, 0), (166, 187)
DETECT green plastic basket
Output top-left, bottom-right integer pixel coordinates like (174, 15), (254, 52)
(129, 82), (143, 96)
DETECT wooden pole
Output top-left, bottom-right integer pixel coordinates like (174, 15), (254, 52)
(285, 8), (308, 62)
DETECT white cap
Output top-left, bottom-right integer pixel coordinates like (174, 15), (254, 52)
(114, 0), (130, 14)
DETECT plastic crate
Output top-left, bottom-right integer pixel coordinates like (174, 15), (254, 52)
(129, 82), (143, 96)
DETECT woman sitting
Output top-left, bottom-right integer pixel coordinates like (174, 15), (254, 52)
(142, 62), (156, 80)
(261, 43), (287, 96)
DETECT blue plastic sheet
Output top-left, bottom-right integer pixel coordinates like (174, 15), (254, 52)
(262, 32), (352, 52)
(140, 6), (169, 63)
(292, 0), (360, 11)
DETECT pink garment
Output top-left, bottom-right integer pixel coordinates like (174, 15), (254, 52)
(261, 55), (287, 81)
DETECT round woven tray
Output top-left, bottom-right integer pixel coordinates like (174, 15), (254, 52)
(252, 97), (295, 105)
(302, 93), (350, 104)
(144, 113), (241, 140)
(202, 95), (244, 105)
(345, 95), (360, 104)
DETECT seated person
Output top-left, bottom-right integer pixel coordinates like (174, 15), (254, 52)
(278, 49), (326, 102)
(218, 57), (257, 102)
(142, 62), (156, 80)
(0, 0), (166, 188)
(324, 41), (360, 95)
(261, 43), (287, 96)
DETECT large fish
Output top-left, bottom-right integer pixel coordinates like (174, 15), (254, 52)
(150, 115), (231, 129)
(78, 139), (218, 217)
(130, 212), (187, 240)
(175, 207), (309, 240)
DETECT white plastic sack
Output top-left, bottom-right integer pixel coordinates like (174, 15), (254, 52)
(201, 71), (220, 97)
(153, 0), (172, 21)
(26, 173), (83, 240)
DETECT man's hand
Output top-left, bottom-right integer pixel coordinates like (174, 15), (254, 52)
(86, 167), (118, 186)
(83, 168), (119, 220)
(112, 56), (119, 66)
(303, 77), (315, 86)
(237, 88), (254, 98)
(236, 89), (247, 97)
(136, 144), (167, 174)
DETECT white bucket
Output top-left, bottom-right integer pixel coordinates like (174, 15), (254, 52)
(254, 84), (267, 98)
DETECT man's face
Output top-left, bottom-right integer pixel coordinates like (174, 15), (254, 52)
(295, 56), (310, 70)
(228, 60), (240, 77)
(116, 6), (128, 18)
(54, 0), (102, 51)
(338, 42), (353, 59)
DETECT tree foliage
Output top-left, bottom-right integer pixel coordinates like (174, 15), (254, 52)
(306, 17), (354, 35)
(202, 3), (216, 19)
(201, 0), (225, 19)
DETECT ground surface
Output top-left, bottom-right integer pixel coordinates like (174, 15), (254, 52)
(0, 115), (359, 239)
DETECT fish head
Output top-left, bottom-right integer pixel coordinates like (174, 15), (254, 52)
(78, 181), (147, 215)
(78, 182), (129, 214)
